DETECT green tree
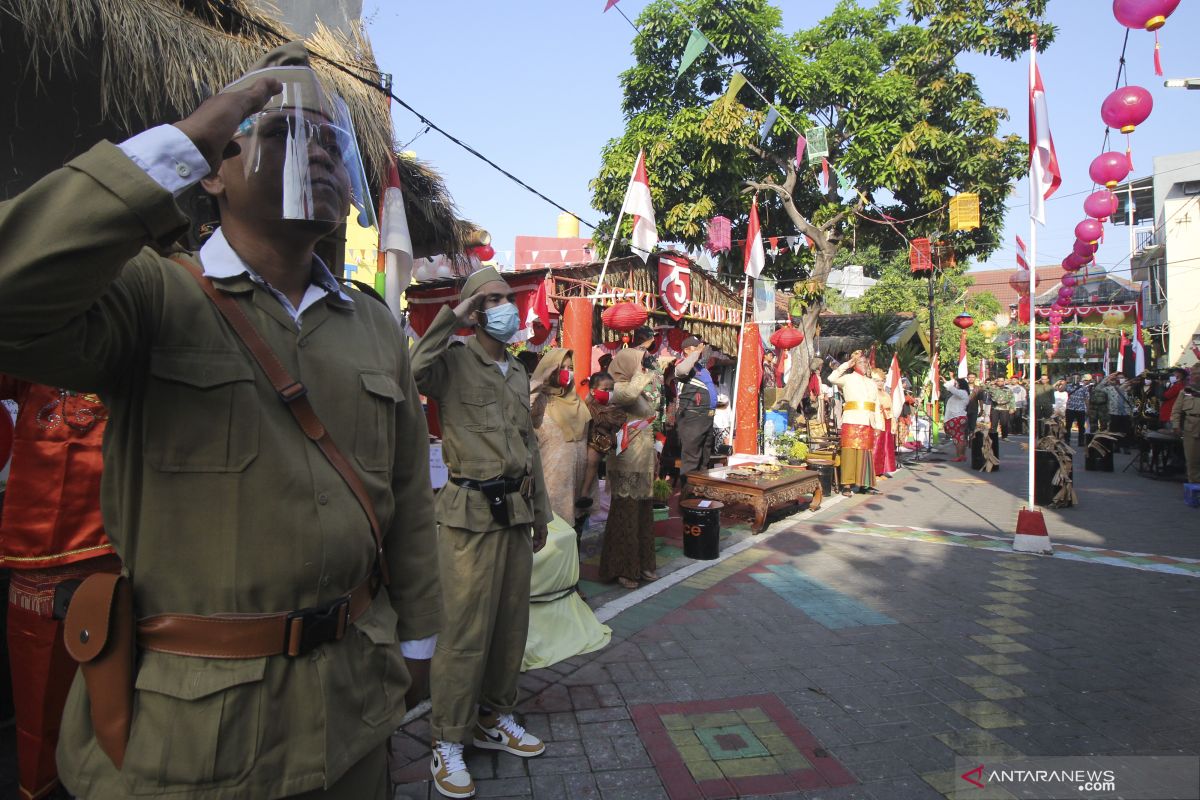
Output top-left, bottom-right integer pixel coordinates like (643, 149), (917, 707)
(591, 0), (1052, 401)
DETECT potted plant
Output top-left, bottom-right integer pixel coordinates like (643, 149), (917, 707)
(772, 430), (809, 465)
(788, 440), (810, 465)
(651, 478), (673, 525)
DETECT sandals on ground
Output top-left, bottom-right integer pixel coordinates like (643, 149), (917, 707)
(618, 577), (639, 590)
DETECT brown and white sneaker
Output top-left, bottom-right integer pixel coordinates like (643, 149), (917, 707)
(473, 712), (546, 757)
(431, 740), (475, 798)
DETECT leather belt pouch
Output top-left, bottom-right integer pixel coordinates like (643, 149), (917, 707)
(479, 478), (512, 526)
(63, 573), (134, 769)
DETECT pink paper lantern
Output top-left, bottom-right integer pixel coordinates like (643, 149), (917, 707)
(1009, 269), (1038, 295)
(1101, 85), (1153, 133)
(1084, 190), (1119, 221)
(1089, 152), (1131, 189)
(1073, 240), (1098, 259)
(1058, 289), (1074, 306)
(1063, 253), (1089, 271)
(1062, 274), (1078, 288)
(1074, 219), (1104, 244)
(1113, 0), (1180, 31)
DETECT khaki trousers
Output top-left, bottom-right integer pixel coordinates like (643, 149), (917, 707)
(289, 744), (389, 799)
(1184, 434), (1200, 483)
(430, 524), (532, 743)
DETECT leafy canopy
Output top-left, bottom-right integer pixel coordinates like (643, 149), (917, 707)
(591, 0), (1053, 277)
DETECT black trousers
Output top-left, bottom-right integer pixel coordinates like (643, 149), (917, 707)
(1065, 409), (1087, 445)
(677, 411), (715, 482)
(991, 409), (1011, 439)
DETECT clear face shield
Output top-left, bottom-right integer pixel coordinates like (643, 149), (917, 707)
(230, 69), (377, 229)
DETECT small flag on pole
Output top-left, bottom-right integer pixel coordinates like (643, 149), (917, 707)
(957, 331), (969, 379)
(379, 157), (414, 323)
(603, 0), (620, 11)
(886, 354), (905, 418)
(1029, 36), (1062, 225)
(1132, 308), (1146, 375)
(743, 195), (765, 279)
(1117, 329), (1129, 373)
(622, 150), (658, 262)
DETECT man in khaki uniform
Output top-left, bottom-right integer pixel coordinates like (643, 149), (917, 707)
(0, 45), (439, 798)
(1170, 367), (1200, 484)
(412, 268), (551, 798)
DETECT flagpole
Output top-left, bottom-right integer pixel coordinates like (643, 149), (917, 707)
(591, 156), (640, 302)
(1026, 38), (1039, 513)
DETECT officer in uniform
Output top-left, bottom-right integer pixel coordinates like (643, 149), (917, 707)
(674, 336), (718, 483)
(412, 267), (551, 799)
(0, 45), (439, 799)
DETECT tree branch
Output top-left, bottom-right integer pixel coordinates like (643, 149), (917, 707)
(742, 180), (823, 243)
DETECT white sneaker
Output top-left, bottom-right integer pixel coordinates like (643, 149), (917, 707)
(431, 740), (475, 798)
(473, 712), (546, 757)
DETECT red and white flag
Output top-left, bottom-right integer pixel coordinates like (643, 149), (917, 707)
(957, 331), (969, 379)
(1132, 307), (1146, 375)
(379, 157), (414, 323)
(622, 150), (658, 262)
(1015, 235), (1028, 271)
(1029, 36), (1061, 225)
(886, 354), (905, 418)
(744, 195), (765, 279)
(1117, 329), (1129, 373)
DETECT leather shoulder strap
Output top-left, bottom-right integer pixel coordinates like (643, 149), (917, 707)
(170, 255), (389, 586)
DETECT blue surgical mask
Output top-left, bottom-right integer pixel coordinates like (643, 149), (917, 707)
(482, 302), (520, 342)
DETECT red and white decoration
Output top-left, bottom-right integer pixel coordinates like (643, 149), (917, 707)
(657, 252), (692, 321)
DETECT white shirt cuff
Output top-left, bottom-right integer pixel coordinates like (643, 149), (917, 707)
(400, 634), (437, 660)
(117, 125), (210, 196)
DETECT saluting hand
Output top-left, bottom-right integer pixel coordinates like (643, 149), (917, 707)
(173, 78), (284, 173)
(452, 293), (485, 328)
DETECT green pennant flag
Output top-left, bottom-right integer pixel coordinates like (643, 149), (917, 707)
(834, 164), (853, 192)
(723, 70), (747, 104)
(676, 29), (711, 78)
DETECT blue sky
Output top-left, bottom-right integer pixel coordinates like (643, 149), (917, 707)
(364, 1), (1200, 277)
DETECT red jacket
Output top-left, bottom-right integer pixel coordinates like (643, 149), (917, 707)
(0, 377), (112, 568)
(1160, 381), (1184, 423)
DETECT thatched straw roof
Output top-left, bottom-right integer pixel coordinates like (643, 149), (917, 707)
(0, 0), (468, 255)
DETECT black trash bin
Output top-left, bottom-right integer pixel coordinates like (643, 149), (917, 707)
(1084, 433), (1114, 472)
(971, 430), (1000, 471)
(680, 498), (722, 560)
(1035, 449), (1071, 507)
(806, 457), (838, 497)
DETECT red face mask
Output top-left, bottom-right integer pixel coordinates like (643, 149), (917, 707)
(558, 368), (573, 387)
(591, 389), (611, 405)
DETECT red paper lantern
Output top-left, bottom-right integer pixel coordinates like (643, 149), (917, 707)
(1062, 274), (1079, 288)
(909, 238), (933, 273)
(769, 325), (805, 350)
(1073, 240), (1098, 260)
(471, 244), (496, 262)
(1084, 190), (1119, 221)
(1113, 0), (1180, 31)
(1017, 297), (1032, 324)
(601, 301), (648, 332)
(953, 311), (975, 330)
(1101, 85), (1153, 133)
(1074, 219), (1104, 244)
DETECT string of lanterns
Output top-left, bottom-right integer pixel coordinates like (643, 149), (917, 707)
(1014, 0), (1180, 362)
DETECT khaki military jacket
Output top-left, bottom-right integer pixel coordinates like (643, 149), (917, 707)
(0, 142), (440, 798)
(1171, 392), (1200, 438)
(412, 305), (552, 532)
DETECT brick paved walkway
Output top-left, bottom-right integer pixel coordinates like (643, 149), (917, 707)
(392, 439), (1200, 799)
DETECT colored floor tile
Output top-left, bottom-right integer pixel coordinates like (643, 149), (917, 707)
(750, 564), (896, 630)
(631, 693), (855, 799)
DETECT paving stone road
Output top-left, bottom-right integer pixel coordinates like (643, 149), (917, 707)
(391, 438), (1200, 799)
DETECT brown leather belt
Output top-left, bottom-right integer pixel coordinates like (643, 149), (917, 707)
(843, 401), (877, 412)
(136, 575), (378, 659)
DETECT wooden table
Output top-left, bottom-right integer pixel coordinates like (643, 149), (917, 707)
(681, 466), (823, 533)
